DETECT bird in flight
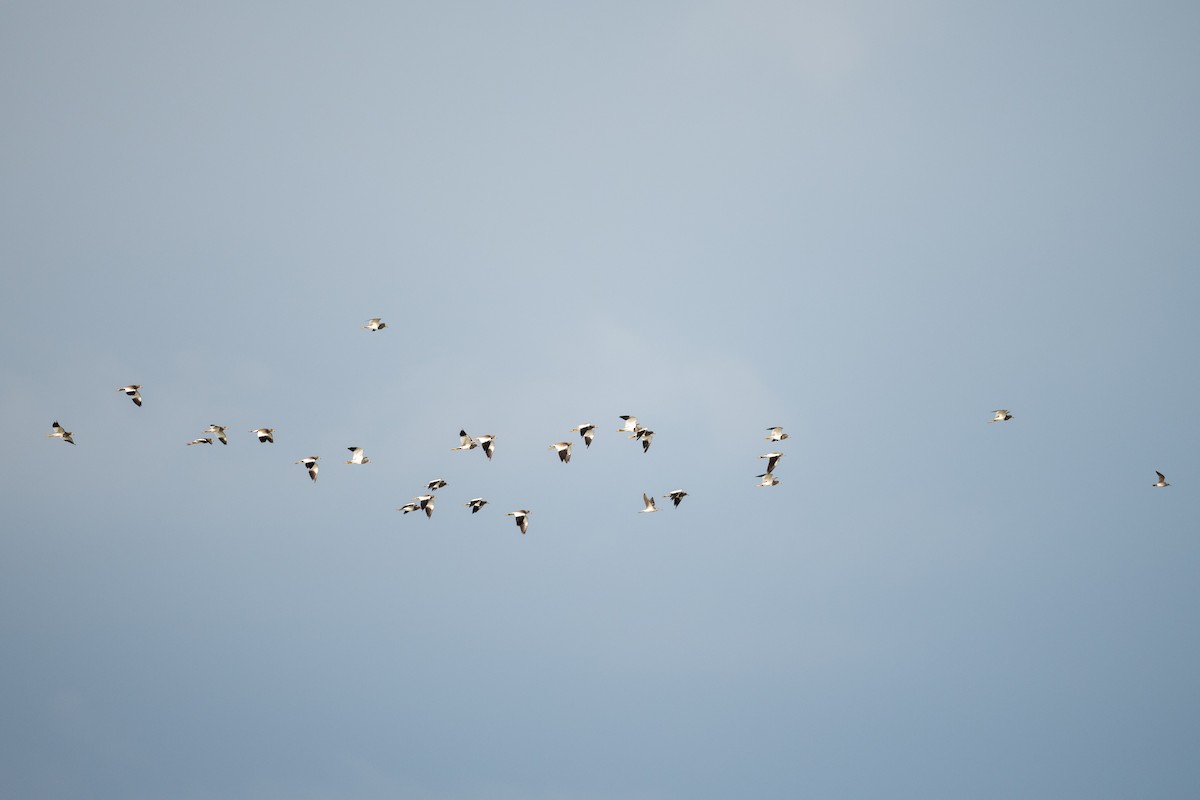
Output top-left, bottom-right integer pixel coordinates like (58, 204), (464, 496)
(48, 421), (74, 445)
(663, 489), (688, 508)
(397, 502), (421, 514)
(570, 423), (596, 448)
(363, 318), (386, 331)
(765, 426), (790, 442)
(640, 493), (659, 513)
(204, 424), (228, 445)
(476, 434), (496, 461)
(345, 446), (370, 465)
(117, 385), (143, 407)
(451, 430), (477, 451)
(295, 456), (319, 482)
(631, 427), (654, 453)
(426, 478), (448, 491)
(549, 441), (573, 464)
(759, 452), (783, 473)
(186, 438), (213, 446)
(1153, 471), (1170, 488)
(756, 472), (780, 487)
(252, 428), (274, 444)
(414, 495), (436, 518)
(507, 509), (530, 534)
(617, 415), (638, 433)
(989, 409), (1013, 423)
(465, 498), (489, 514)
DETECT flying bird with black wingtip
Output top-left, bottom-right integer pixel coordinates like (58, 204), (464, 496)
(476, 434), (496, 461)
(507, 509), (530, 534)
(549, 441), (573, 464)
(48, 421), (75, 445)
(663, 489), (688, 508)
(117, 385), (142, 407)
(759, 452), (783, 473)
(570, 423), (596, 448)
(295, 455), (319, 482)
(414, 495), (436, 518)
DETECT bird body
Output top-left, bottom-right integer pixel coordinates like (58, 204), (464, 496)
(765, 426), (790, 441)
(252, 428), (274, 443)
(427, 478), (448, 491)
(632, 428), (654, 453)
(414, 495), (436, 518)
(571, 423), (596, 448)
(363, 318), (386, 331)
(1153, 471), (1170, 488)
(48, 421), (75, 445)
(117, 385), (143, 406)
(295, 456), (319, 482)
(452, 430), (478, 451)
(640, 493), (658, 513)
(397, 502), (420, 514)
(204, 424), (228, 445)
(345, 446), (370, 465)
(507, 509), (530, 534)
(756, 472), (780, 487)
(476, 435), (496, 460)
(187, 438), (213, 446)
(549, 441), (572, 463)
(663, 489), (688, 508)
(617, 415), (638, 433)
(759, 452), (783, 473)
(989, 409), (1013, 423)
(466, 498), (489, 513)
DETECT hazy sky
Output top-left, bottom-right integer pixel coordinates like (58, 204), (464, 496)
(2, 2), (1198, 798)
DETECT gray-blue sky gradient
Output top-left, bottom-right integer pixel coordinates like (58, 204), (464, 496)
(3, 2), (1198, 797)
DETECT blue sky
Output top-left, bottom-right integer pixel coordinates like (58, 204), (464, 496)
(2, 2), (1198, 798)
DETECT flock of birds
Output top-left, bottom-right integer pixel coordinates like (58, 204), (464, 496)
(44, 322), (1176, 534)
(45, 406), (789, 534)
